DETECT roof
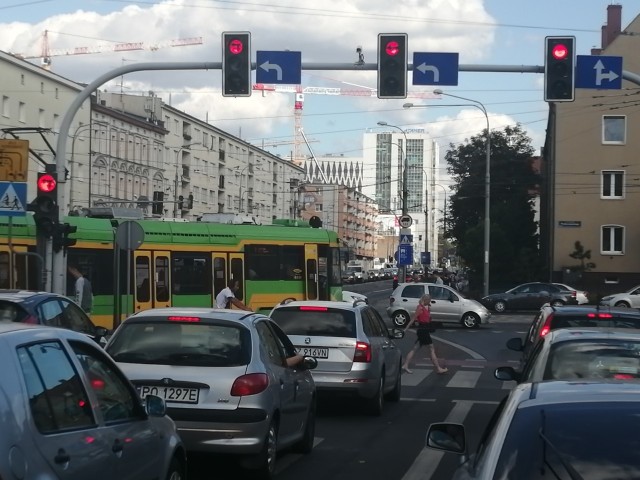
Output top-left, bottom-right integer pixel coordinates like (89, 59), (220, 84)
(517, 380), (640, 406)
(126, 307), (261, 323)
(0, 290), (57, 302)
(273, 300), (366, 310)
(543, 304), (640, 317)
(547, 327), (640, 343)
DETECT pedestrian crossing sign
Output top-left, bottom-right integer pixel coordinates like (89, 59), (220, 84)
(0, 182), (27, 217)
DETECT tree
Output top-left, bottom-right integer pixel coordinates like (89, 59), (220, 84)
(446, 124), (541, 288)
(568, 241), (596, 272)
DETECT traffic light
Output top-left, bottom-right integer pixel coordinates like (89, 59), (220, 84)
(28, 170), (59, 237)
(377, 33), (408, 99)
(178, 195), (184, 210)
(187, 194), (194, 209)
(222, 31), (251, 97)
(544, 36), (575, 102)
(52, 222), (77, 252)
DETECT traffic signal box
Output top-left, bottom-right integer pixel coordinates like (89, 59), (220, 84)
(377, 33), (408, 99)
(28, 170), (59, 237)
(53, 223), (77, 253)
(544, 36), (576, 102)
(222, 32), (251, 97)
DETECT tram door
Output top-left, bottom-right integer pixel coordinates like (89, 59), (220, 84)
(304, 244), (319, 300)
(212, 254), (227, 306)
(229, 254), (245, 308)
(134, 251), (172, 312)
(0, 245), (28, 289)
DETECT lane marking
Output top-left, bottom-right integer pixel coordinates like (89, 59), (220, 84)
(401, 369), (433, 386)
(432, 335), (485, 360)
(446, 370), (482, 388)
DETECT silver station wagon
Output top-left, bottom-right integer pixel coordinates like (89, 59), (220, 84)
(106, 308), (317, 480)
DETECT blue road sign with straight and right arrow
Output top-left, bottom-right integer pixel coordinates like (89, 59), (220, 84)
(412, 52), (459, 86)
(398, 244), (413, 266)
(256, 51), (302, 85)
(0, 181), (27, 217)
(575, 55), (622, 90)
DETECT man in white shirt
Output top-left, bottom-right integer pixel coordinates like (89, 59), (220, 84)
(216, 279), (252, 311)
(68, 266), (93, 313)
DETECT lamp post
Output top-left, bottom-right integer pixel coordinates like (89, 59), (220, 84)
(377, 121), (409, 281)
(235, 165), (249, 213)
(404, 92), (491, 297)
(173, 142), (200, 218)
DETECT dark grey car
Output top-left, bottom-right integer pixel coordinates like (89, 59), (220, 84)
(479, 282), (578, 313)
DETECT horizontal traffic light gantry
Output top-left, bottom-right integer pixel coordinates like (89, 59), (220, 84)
(377, 33), (408, 99)
(544, 36), (576, 102)
(222, 31), (251, 97)
(27, 170), (59, 237)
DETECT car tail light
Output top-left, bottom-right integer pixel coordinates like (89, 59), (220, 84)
(570, 291), (577, 298)
(230, 373), (269, 396)
(23, 315), (38, 324)
(587, 313), (613, 319)
(539, 314), (554, 337)
(90, 378), (106, 390)
(168, 316), (200, 322)
(299, 306), (328, 311)
(353, 341), (371, 363)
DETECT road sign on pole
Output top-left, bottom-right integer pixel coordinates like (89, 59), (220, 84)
(399, 214), (413, 228)
(256, 51), (302, 84)
(412, 52), (459, 86)
(0, 139), (29, 182)
(575, 55), (622, 90)
(0, 182), (27, 217)
(398, 244), (413, 266)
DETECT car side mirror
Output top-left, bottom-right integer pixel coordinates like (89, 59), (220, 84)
(426, 422), (466, 454)
(302, 356), (318, 370)
(494, 366), (520, 382)
(506, 337), (524, 351)
(95, 326), (109, 338)
(144, 394), (167, 417)
(390, 328), (405, 339)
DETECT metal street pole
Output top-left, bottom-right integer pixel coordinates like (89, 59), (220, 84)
(377, 121), (409, 282)
(173, 142), (201, 218)
(404, 94), (491, 296)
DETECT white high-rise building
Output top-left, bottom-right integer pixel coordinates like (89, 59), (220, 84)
(363, 128), (439, 268)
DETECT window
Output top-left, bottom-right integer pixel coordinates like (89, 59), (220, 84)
(602, 170), (624, 199)
(602, 225), (624, 255)
(1, 95), (8, 117)
(256, 322), (286, 367)
(602, 115), (626, 144)
(18, 101), (25, 123)
(172, 252), (211, 295)
(401, 284), (425, 299)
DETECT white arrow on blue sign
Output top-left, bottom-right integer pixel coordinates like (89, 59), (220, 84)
(575, 55), (622, 90)
(256, 51), (302, 85)
(412, 52), (459, 86)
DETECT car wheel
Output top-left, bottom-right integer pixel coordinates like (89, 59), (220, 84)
(550, 300), (565, 307)
(393, 311), (410, 327)
(292, 399), (316, 454)
(251, 421), (278, 479)
(366, 375), (384, 416)
(461, 312), (480, 329)
(166, 456), (185, 480)
(386, 363), (402, 402)
(493, 301), (507, 313)
(615, 301), (630, 308)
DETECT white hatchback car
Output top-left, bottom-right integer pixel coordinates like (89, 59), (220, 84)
(600, 285), (640, 308)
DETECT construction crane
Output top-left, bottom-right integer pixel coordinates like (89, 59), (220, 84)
(253, 83), (439, 165)
(13, 30), (203, 70)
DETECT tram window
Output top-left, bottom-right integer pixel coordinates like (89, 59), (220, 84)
(282, 246), (304, 280)
(329, 247), (342, 286)
(230, 258), (244, 301)
(244, 245), (279, 281)
(213, 257), (226, 297)
(155, 256), (170, 302)
(306, 259), (318, 300)
(67, 250), (115, 296)
(136, 256), (151, 303)
(172, 253), (211, 295)
(0, 252), (9, 289)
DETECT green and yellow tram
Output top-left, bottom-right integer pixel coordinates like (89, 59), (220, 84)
(0, 215), (344, 329)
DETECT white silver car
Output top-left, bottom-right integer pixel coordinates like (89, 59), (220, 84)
(553, 282), (589, 304)
(600, 285), (640, 308)
(342, 290), (368, 303)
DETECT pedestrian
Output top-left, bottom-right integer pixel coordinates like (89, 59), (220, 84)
(68, 266), (93, 314)
(402, 293), (448, 374)
(215, 279), (252, 311)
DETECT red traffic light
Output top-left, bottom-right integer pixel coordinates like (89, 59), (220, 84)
(385, 41), (400, 56)
(228, 38), (244, 55)
(37, 174), (57, 193)
(551, 43), (568, 61)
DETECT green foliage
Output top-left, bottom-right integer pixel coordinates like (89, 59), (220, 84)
(446, 124), (542, 284)
(568, 241), (596, 272)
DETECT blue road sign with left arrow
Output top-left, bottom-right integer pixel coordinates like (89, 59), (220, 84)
(576, 55), (622, 90)
(256, 51), (302, 85)
(0, 181), (27, 217)
(412, 52), (459, 86)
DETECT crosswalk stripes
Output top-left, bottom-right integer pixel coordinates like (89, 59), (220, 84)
(401, 365), (517, 391)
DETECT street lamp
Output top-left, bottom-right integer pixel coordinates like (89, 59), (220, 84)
(404, 91), (491, 297)
(377, 121), (409, 280)
(173, 142), (201, 218)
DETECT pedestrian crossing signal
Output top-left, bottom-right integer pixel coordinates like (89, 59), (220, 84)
(28, 170), (59, 237)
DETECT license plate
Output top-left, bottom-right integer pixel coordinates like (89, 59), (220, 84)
(297, 347), (329, 359)
(138, 385), (199, 404)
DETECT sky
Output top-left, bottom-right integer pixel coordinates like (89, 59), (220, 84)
(0, 0), (636, 190)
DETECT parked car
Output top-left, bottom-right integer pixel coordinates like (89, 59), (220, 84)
(426, 380), (640, 479)
(0, 290), (109, 345)
(269, 299), (404, 416)
(600, 284), (640, 308)
(479, 282), (578, 313)
(387, 282), (491, 329)
(342, 290), (369, 304)
(345, 265), (368, 283)
(552, 282), (589, 304)
(507, 304), (640, 367)
(0, 323), (186, 480)
(495, 327), (640, 384)
(106, 307), (318, 479)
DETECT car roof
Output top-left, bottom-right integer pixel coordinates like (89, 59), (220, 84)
(0, 321), (93, 339)
(542, 305), (640, 317)
(125, 307), (264, 325)
(273, 300), (366, 310)
(515, 380), (640, 407)
(546, 327), (640, 343)
(0, 290), (61, 303)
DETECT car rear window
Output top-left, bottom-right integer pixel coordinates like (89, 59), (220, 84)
(550, 314), (640, 330)
(495, 402), (640, 479)
(0, 301), (30, 323)
(106, 320), (250, 367)
(270, 307), (356, 337)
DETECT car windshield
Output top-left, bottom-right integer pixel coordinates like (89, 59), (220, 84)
(106, 320), (251, 366)
(270, 307), (356, 337)
(0, 301), (29, 322)
(544, 339), (640, 380)
(494, 402), (640, 479)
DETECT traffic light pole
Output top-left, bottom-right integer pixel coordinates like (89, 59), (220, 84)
(50, 59), (640, 294)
